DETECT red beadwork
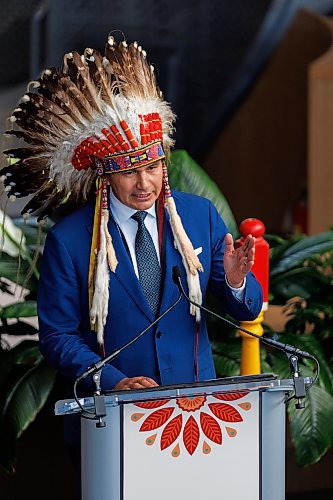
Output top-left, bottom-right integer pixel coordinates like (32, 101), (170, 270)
(72, 156), (92, 171)
(101, 129), (117, 154)
(101, 178), (108, 210)
(101, 128), (122, 152)
(120, 120), (139, 148)
(72, 138), (105, 170)
(143, 114), (152, 143)
(91, 138), (110, 156)
(75, 144), (95, 156)
(111, 125), (130, 151)
(140, 123), (148, 145)
(100, 138), (118, 154)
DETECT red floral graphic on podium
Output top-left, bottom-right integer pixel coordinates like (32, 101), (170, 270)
(130, 391), (252, 457)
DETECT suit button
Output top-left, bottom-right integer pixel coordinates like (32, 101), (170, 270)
(247, 298), (252, 305)
(156, 331), (162, 339)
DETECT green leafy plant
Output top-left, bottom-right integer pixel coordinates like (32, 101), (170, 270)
(0, 213), (56, 473)
(168, 150), (238, 236)
(213, 230), (333, 467)
(268, 232), (333, 466)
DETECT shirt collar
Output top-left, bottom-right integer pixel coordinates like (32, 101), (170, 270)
(109, 188), (157, 225)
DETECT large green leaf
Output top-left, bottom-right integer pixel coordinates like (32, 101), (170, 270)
(0, 357), (56, 473)
(288, 385), (333, 466)
(0, 300), (37, 318)
(212, 340), (241, 377)
(268, 235), (302, 268)
(263, 332), (333, 466)
(283, 231), (333, 257)
(270, 232), (333, 277)
(0, 211), (28, 258)
(0, 342), (41, 394)
(0, 254), (38, 292)
(0, 213), (39, 280)
(169, 150), (238, 237)
(269, 267), (329, 302)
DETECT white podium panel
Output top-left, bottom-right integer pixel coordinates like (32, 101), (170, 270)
(123, 391), (259, 500)
(56, 374), (293, 500)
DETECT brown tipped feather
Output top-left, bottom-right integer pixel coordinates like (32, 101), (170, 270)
(38, 70), (88, 125)
(24, 93), (77, 129)
(12, 109), (66, 140)
(64, 51), (102, 114)
(4, 129), (56, 147)
(22, 181), (57, 215)
(104, 41), (159, 100)
(1, 161), (49, 196)
(84, 48), (114, 107)
(3, 147), (46, 159)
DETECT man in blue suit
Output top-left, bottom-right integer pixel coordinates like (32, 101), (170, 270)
(38, 159), (262, 397)
(3, 36), (262, 458)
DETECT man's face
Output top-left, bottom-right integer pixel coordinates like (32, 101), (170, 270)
(109, 160), (163, 210)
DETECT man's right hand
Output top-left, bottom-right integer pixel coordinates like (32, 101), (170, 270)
(114, 376), (159, 390)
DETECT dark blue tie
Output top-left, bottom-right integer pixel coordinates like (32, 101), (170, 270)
(132, 211), (162, 316)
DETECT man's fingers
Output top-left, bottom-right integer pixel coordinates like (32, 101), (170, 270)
(224, 233), (234, 253)
(139, 377), (159, 388)
(115, 376), (159, 390)
(243, 235), (255, 251)
(240, 236), (255, 262)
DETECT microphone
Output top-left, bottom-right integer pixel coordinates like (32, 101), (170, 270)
(172, 266), (315, 361)
(76, 286), (182, 383)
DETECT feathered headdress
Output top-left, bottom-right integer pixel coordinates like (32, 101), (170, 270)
(1, 35), (203, 346)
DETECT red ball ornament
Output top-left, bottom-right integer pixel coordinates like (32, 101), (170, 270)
(239, 218), (265, 238)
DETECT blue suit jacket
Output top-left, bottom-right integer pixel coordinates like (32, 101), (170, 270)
(38, 191), (262, 441)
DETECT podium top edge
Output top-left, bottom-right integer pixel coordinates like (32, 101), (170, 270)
(104, 373), (278, 396)
(55, 374), (299, 416)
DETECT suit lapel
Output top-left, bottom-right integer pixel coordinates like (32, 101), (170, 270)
(159, 209), (183, 314)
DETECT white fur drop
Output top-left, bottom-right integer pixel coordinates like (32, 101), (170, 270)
(90, 211), (110, 346)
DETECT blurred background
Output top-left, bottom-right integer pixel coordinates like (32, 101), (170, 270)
(1, 0), (333, 498)
(1, 0), (333, 236)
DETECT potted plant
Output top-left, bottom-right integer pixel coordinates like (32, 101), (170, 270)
(0, 213), (56, 473)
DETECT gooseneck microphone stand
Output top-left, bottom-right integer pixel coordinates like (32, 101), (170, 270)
(73, 289), (182, 426)
(171, 266), (319, 410)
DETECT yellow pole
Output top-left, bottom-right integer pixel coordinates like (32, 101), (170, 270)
(239, 311), (264, 375)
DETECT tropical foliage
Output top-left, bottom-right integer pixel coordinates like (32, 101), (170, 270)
(212, 230), (333, 467)
(268, 232), (333, 466)
(0, 214), (56, 473)
(168, 150), (238, 236)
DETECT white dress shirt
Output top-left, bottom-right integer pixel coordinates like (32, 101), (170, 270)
(110, 188), (160, 278)
(109, 189), (245, 301)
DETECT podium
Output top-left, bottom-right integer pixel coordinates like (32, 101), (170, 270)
(56, 374), (295, 500)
